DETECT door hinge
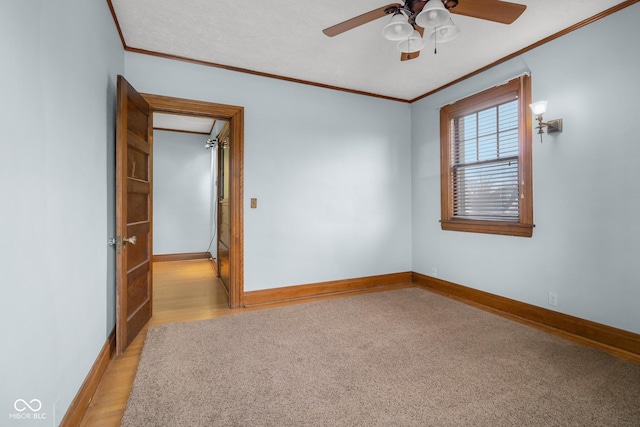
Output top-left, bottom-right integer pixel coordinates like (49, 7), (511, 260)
(108, 237), (122, 254)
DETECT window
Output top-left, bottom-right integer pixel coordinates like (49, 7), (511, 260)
(440, 75), (533, 237)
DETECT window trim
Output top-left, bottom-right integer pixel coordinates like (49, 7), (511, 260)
(440, 75), (534, 238)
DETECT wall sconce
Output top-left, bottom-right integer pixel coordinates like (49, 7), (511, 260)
(529, 101), (563, 142)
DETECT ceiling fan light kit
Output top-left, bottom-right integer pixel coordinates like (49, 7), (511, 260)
(323, 0), (527, 61)
(382, 11), (414, 41)
(398, 0), (458, 55)
(428, 18), (460, 43)
(397, 29), (427, 53)
(415, 0), (452, 28)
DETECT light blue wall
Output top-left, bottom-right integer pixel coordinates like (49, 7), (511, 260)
(411, 3), (640, 334)
(153, 130), (213, 255)
(0, 0), (123, 425)
(2, 1), (638, 424)
(124, 53), (413, 291)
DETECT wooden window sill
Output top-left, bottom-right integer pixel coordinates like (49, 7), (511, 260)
(441, 219), (534, 238)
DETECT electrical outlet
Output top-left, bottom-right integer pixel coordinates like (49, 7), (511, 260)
(250, 198), (257, 209)
(548, 292), (558, 307)
(431, 267), (437, 277)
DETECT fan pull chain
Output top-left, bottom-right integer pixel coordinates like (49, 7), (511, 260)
(434, 26), (438, 54)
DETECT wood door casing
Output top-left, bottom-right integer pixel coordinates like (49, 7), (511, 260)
(140, 93), (245, 309)
(116, 75), (153, 355)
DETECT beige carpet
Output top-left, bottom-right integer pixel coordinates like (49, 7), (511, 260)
(122, 288), (640, 426)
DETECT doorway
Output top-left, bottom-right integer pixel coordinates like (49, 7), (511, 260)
(143, 93), (245, 309)
(152, 121), (220, 261)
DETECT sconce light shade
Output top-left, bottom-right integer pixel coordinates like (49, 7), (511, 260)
(428, 18), (460, 43)
(382, 13), (413, 41)
(530, 100), (562, 141)
(397, 30), (426, 53)
(415, 0), (451, 28)
(529, 100), (548, 116)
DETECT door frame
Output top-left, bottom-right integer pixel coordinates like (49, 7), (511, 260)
(142, 93), (245, 308)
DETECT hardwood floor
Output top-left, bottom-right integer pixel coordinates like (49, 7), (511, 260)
(80, 260), (232, 426)
(80, 259), (411, 426)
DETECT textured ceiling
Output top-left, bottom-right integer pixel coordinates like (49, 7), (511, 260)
(110, 0), (628, 101)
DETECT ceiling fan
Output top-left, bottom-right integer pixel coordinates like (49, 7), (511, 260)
(323, 0), (526, 61)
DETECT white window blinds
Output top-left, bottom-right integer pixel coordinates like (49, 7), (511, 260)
(450, 98), (520, 221)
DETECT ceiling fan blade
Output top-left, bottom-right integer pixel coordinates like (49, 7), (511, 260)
(400, 25), (424, 62)
(323, 3), (402, 37)
(451, 0), (526, 25)
(400, 50), (420, 61)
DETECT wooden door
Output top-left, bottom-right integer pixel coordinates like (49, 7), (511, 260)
(217, 123), (231, 294)
(115, 75), (153, 355)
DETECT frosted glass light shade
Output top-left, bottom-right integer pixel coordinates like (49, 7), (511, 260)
(382, 13), (413, 41)
(415, 0), (451, 28)
(429, 18), (460, 42)
(397, 30), (425, 53)
(530, 101), (548, 115)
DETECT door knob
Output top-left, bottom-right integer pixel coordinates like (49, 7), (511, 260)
(124, 236), (137, 245)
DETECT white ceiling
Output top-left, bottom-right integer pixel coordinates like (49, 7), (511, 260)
(153, 112), (215, 134)
(111, 0), (629, 101)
